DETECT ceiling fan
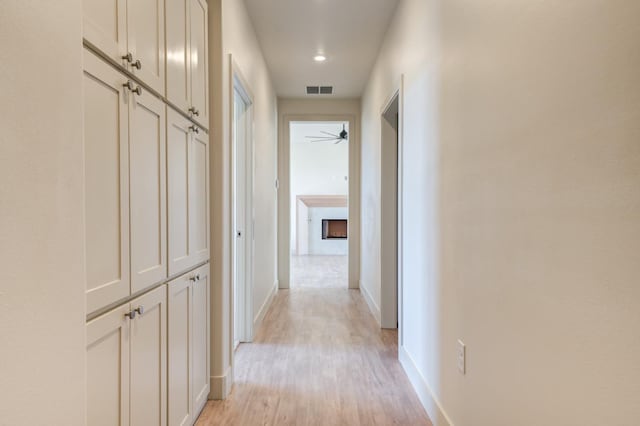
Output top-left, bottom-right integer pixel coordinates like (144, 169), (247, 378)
(305, 124), (348, 144)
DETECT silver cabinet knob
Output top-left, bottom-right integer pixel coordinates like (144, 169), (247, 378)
(122, 52), (133, 63)
(131, 59), (142, 70)
(125, 310), (136, 320)
(133, 85), (142, 96)
(123, 80), (135, 91)
(189, 125), (200, 134)
(134, 305), (144, 316)
(189, 107), (200, 117)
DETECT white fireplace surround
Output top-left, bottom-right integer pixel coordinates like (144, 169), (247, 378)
(295, 195), (348, 255)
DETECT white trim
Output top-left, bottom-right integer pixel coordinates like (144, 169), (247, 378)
(359, 280), (381, 326)
(399, 345), (454, 426)
(209, 365), (233, 400)
(230, 55), (255, 345)
(253, 280), (278, 331)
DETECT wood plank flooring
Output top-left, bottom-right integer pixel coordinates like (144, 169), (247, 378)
(196, 287), (432, 425)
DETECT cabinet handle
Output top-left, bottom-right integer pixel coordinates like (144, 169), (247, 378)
(125, 310), (136, 320)
(189, 125), (200, 134)
(131, 59), (142, 70)
(189, 107), (200, 117)
(134, 305), (144, 316)
(122, 52), (133, 63)
(133, 85), (142, 96)
(190, 274), (201, 282)
(123, 80), (135, 91)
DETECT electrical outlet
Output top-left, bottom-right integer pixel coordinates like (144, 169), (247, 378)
(457, 339), (466, 374)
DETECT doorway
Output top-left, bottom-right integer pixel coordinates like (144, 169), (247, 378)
(289, 121), (350, 288)
(381, 93), (399, 329)
(232, 73), (254, 347)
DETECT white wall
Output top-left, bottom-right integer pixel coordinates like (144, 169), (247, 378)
(0, 1), (85, 424)
(361, 0), (640, 425)
(290, 122), (349, 250)
(209, 0), (278, 398)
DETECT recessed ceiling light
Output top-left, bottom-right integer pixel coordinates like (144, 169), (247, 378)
(314, 55), (326, 62)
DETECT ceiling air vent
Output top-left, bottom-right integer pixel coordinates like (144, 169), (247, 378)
(306, 86), (333, 95)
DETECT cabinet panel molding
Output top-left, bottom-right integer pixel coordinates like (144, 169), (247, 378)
(83, 50), (131, 313)
(130, 92), (167, 294)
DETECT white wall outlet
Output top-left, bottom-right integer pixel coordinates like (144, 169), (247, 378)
(457, 339), (466, 374)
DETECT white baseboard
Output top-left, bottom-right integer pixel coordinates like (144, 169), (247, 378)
(399, 345), (453, 426)
(209, 365), (233, 400)
(359, 280), (381, 326)
(253, 280), (278, 331)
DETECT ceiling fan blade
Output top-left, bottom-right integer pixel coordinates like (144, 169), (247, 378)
(310, 138), (340, 143)
(305, 135), (336, 139)
(320, 131), (340, 137)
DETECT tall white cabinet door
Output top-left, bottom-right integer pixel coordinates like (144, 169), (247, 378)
(191, 264), (210, 415)
(130, 89), (167, 294)
(166, 0), (191, 112)
(189, 0), (209, 125)
(83, 50), (131, 313)
(87, 305), (131, 426)
(168, 275), (193, 426)
(190, 129), (210, 265)
(128, 0), (165, 94)
(167, 109), (194, 275)
(83, 0), (127, 61)
(130, 285), (167, 426)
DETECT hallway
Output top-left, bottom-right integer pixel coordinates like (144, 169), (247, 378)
(196, 287), (431, 425)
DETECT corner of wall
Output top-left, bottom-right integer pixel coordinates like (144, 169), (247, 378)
(359, 280), (381, 326)
(399, 346), (453, 426)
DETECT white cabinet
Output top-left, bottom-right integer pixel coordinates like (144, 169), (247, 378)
(166, 0), (209, 125)
(83, 51), (131, 314)
(83, 0), (165, 94)
(130, 286), (168, 426)
(168, 264), (210, 426)
(87, 304), (130, 426)
(130, 90), (168, 293)
(167, 108), (209, 276)
(87, 285), (167, 426)
(84, 48), (168, 313)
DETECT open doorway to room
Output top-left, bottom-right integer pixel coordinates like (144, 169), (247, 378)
(381, 92), (399, 329)
(289, 121), (349, 288)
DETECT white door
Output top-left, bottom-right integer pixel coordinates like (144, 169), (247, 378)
(130, 285), (167, 426)
(168, 274), (193, 426)
(127, 0), (165, 93)
(129, 87), (167, 294)
(86, 304), (131, 426)
(165, 0), (191, 112)
(191, 264), (210, 416)
(233, 89), (249, 346)
(189, 0), (209, 124)
(190, 128), (210, 264)
(167, 110), (193, 275)
(83, 0), (127, 62)
(83, 50), (130, 313)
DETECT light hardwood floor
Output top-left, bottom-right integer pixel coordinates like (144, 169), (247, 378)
(290, 255), (348, 288)
(196, 286), (432, 425)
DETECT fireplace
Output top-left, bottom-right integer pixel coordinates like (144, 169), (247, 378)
(322, 219), (348, 240)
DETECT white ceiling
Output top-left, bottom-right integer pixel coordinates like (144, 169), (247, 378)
(244, 0), (399, 98)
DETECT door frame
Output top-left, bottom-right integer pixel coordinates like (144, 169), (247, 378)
(277, 114), (360, 289)
(379, 76), (404, 341)
(230, 56), (255, 344)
